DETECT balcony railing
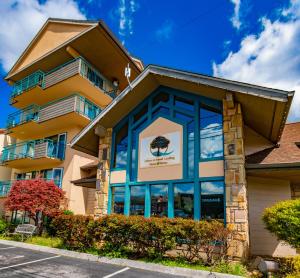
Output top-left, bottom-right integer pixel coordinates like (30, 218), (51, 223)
(11, 57), (115, 100)
(76, 95), (101, 120)
(0, 180), (12, 197)
(0, 178), (61, 197)
(7, 105), (39, 129)
(6, 95), (101, 129)
(11, 71), (44, 99)
(1, 139), (65, 164)
(1, 141), (35, 163)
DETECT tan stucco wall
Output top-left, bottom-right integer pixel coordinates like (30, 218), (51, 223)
(138, 117), (183, 182)
(247, 176), (296, 257)
(0, 133), (13, 181)
(199, 160), (224, 178)
(110, 170), (126, 184)
(8, 127), (97, 215)
(13, 22), (91, 74)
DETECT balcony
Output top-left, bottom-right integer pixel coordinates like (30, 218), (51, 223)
(0, 178), (61, 197)
(1, 139), (64, 169)
(10, 57), (116, 108)
(7, 95), (101, 140)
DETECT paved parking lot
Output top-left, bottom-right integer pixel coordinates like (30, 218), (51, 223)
(0, 243), (183, 278)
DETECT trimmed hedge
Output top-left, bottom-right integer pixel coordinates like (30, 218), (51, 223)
(262, 199), (300, 249)
(51, 214), (234, 264)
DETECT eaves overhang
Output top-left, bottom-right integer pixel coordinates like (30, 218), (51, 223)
(5, 19), (141, 81)
(70, 65), (294, 157)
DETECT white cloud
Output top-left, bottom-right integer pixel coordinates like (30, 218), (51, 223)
(155, 20), (174, 41)
(201, 182), (223, 195)
(213, 0), (300, 122)
(117, 0), (138, 44)
(0, 0), (86, 72)
(230, 0), (242, 30)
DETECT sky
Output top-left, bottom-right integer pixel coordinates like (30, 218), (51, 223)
(0, 0), (299, 128)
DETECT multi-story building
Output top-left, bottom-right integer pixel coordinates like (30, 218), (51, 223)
(0, 18), (142, 216)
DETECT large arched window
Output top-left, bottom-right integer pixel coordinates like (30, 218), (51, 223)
(109, 87), (224, 221)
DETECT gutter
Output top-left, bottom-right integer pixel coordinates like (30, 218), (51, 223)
(246, 162), (300, 170)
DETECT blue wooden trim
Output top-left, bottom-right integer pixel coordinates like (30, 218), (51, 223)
(124, 116), (133, 216)
(199, 176), (224, 181)
(110, 167), (126, 172)
(194, 101), (200, 220)
(199, 157), (225, 163)
(168, 183), (174, 218)
(109, 183), (126, 187)
(108, 85), (225, 221)
(145, 184), (150, 218)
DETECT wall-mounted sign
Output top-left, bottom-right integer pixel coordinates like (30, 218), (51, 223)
(139, 131), (181, 168)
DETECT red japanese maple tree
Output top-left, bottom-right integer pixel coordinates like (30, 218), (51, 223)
(5, 178), (65, 234)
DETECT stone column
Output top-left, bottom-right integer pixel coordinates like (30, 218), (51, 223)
(223, 93), (249, 260)
(94, 128), (112, 218)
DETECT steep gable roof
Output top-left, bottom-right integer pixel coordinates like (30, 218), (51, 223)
(7, 18), (97, 77)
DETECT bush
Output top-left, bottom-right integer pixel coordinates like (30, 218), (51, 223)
(51, 214), (233, 265)
(262, 199), (300, 248)
(63, 210), (74, 215)
(51, 215), (95, 251)
(276, 255), (300, 278)
(0, 218), (8, 234)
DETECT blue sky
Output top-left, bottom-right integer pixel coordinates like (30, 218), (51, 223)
(0, 0), (299, 128)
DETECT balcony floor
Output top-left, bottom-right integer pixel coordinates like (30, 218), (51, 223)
(2, 157), (61, 170)
(11, 74), (113, 109)
(8, 112), (91, 140)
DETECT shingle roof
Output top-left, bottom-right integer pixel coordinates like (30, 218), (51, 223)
(246, 122), (300, 165)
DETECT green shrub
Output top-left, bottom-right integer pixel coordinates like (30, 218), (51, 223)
(63, 210), (74, 215)
(277, 255), (300, 278)
(51, 215), (94, 251)
(51, 214), (233, 265)
(262, 199), (300, 248)
(0, 219), (8, 234)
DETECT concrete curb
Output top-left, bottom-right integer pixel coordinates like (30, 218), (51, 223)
(0, 239), (241, 278)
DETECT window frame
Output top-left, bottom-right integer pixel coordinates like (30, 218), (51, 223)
(108, 86), (224, 221)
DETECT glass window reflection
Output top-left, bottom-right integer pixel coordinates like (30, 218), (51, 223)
(151, 184), (168, 217)
(130, 186), (145, 216)
(201, 181), (224, 220)
(114, 123), (128, 168)
(200, 108), (223, 159)
(174, 183), (194, 218)
(111, 187), (125, 214)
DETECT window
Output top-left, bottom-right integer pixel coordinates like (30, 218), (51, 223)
(151, 184), (168, 217)
(133, 104), (147, 123)
(200, 108), (223, 159)
(53, 168), (64, 187)
(152, 92), (169, 107)
(201, 181), (224, 220)
(130, 186), (145, 216)
(152, 106), (169, 118)
(111, 187), (125, 214)
(113, 123), (128, 168)
(174, 183), (194, 218)
(11, 210), (29, 224)
(174, 96), (194, 111)
(45, 133), (66, 160)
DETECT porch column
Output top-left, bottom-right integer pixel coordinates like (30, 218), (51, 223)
(94, 128), (112, 217)
(223, 93), (249, 259)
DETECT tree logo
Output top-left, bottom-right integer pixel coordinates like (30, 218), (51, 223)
(150, 136), (173, 157)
